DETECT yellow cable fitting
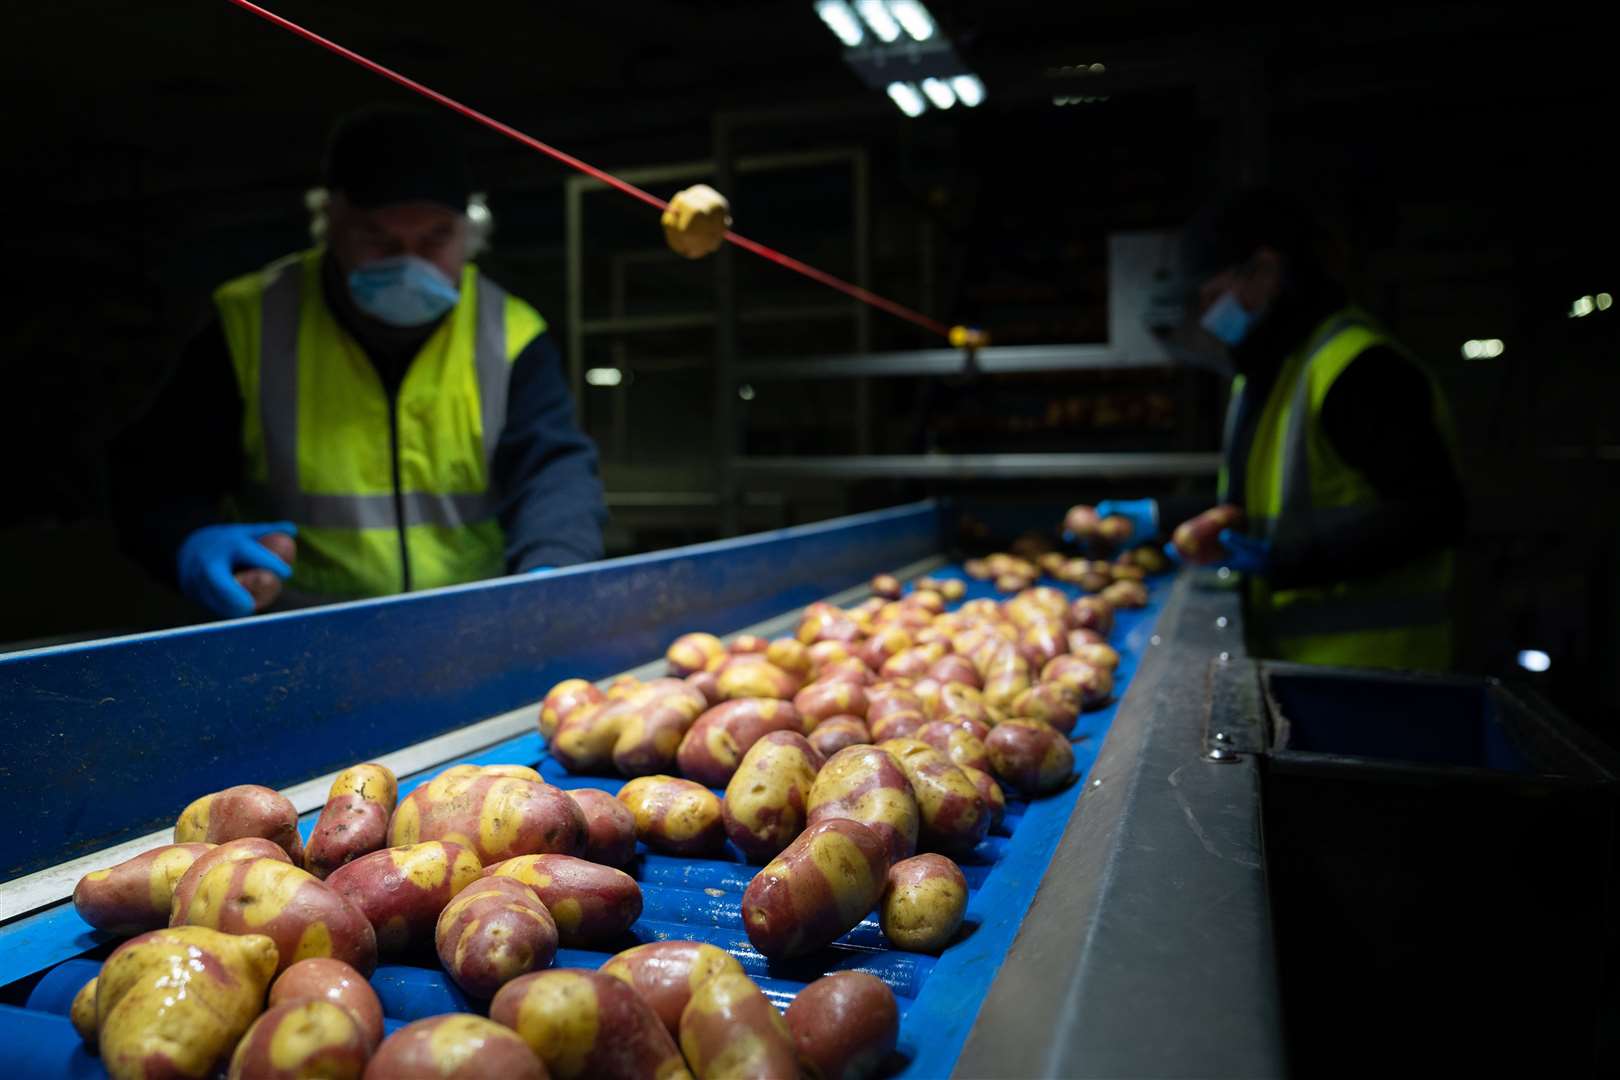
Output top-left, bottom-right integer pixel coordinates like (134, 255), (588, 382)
(949, 326), (991, 350)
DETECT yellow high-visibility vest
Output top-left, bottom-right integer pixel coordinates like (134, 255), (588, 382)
(1218, 308), (1456, 670)
(213, 248), (546, 599)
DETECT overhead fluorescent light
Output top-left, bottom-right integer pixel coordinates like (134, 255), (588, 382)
(1462, 338), (1503, 359)
(1597, 292), (1613, 311)
(855, 0), (902, 42)
(814, 0), (864, 46)
(1571, 295), (1596, 318)
(585, 367), (623, 387)
(887, 0), (936, 41)
(1517, 649), (1551, 672)
(950, 74), (985, 107)
(886, 80), (927, 117)
(920, 77), (956, 109)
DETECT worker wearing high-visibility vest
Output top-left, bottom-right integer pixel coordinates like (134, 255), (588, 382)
(1070, 190), (1465, 670)
(114, 107), (606, 616)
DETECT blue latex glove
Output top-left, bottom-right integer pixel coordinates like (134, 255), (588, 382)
(1216, 528), (1272, 574)
(1094, 498), (1160, 544)
(176, 522), (297, 618)
(529, 565), (556, 574)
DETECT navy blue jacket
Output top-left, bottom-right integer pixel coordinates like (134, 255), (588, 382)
(112, 266), (606, 591)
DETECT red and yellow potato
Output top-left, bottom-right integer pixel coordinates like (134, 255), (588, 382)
(794, 680), (869, 725)
(666, 632), (726, 677)
(481, 853), (641, 948)
(97, 926), (279, 1080)
(306, 764), (398, 879)
(168, 838), (291, 919)
(491, 968), (690, 1080)
(765, 637), (812, 679)
(173, 855), (378, 976)
(324, 841), (483, 956)
(876, 738), (989, 854)
(1011, 681), (1083, 735)
(741, 818), (890, 959)
(617, 775), (725, 856)
(916, 720), (992, 774)
(174, 784), (304, 863)
(1068, 595), (1114, 635)
(881, 853), (968, 952)
(226, 999), (370, 1080)
(961, 766), (1006, 829)
(73, 843), (212, 935)
(715, 656), (803, 701)
(1172, 503), (1244, 563)
(552, 679), (708, 777)
(807, 716), (871, 758)
(1043, 655), (1114, 709)
(927, 654), (981, 689)
(869, 708), (926, 742)
(807, 744), (920, 864)
(270, 957), (385, 1050)
(601, 941), (744, 1037)
(540, 678), (605, 742)
(567, 788), (638, 868)
(388, 767), (587, 864)
(785, 971), (899, 1080)
(70, 977), (97, 1045)
(364, 1014), (546, 1080)
(986, 719), (1076, 796)
(676, 698), (804, 787)
(1101, 579), (1149, 609)
(435, 876), (560, 998)
(722, 731), (824, 861)
(679, 971), (798, 1080)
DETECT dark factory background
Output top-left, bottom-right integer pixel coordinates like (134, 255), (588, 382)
(2, 3), (1616, 742)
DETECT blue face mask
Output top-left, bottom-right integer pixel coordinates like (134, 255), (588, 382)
(347, 255), (460, 327)
(1200, 289), (1256, 347)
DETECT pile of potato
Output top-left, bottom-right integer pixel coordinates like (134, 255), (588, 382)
(65, 564), (1149, 1079)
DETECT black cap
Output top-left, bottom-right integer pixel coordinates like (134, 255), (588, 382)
(1180, 188), (1326, 283)
(322, 105), (470, 210)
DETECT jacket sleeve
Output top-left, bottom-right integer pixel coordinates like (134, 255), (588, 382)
(108, 318), (244, 586)
(492, 331), (608, 571)
(1266, 346), (1465, 590)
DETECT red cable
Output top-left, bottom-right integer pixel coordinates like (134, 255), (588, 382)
(224, 0), (953, 340)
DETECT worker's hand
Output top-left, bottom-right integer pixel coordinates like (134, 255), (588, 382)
(1094, 499), (1159, 545)
(177, 522), (297, 619)
(528, 565), (556, 575)
(1215, 529), (1272, 574)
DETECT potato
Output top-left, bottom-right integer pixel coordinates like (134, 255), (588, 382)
(763, 638), (812, 679)
(816, 656), (876, 687)
(98, 926), (279, 1080)
(715, 656), (802, 701)
(73, 842), (213, 934)
(926, 654), (980, 689)
(606, 674), (643, 700)
(227, 999), (369, 1079)
(389, 768), (587, 864)
(1067, 627), (1107, 652)
(324, 841), (483, 955)
(915, 720), (992, 773)
(875, 738), (989, 854)
(961, 766), (1006, 829)
(1101, 580), (1149, 609)
(1071, 642), (1120, 672)
(305, 764), (398, 879)
(174, 784), (304, 863)
(483, 765), (544, 783)
(566, 788), (637, 868)
(435, 876), (559, 998)
(806, 640), (853, 673)
(962, 557), (992, 579)
(1011, 681), (1083, 735)
(994, 573), (1032, 593)
(794, 680), (869, 725)
(1110, 561), (1147, 583)
(679, 972), (797, 1080)
(797, 603), (862, 646)
(482, 853), (641, 947)
(234, 532), (295, 612)
(924, 682), (990, 729)
(617, 775), (725, 855)
(541, 678), (606, 742)
(982, 659), (1033, 719)
(270, 957), (384, 1050)
(70, 976), (97, 1045)
(807, 745), (919, 865)
(1063, 504), (1100, 538)
(1018, 623), (1066, 670)
(1096, 514), (1134, 545)
(785, 971), (898, 1080)
(169, 838), (291, 920)
(677, 698), (804, 787)
(1172, 503), (1244, 562)
(879, 647), (936, 682)
(1068, 595), (1115, 635)
(868, 573), (902, 600)
(491, 968), (689, 1080)
(601, 941), (744, 1037)
(808, 716), (871, 759)
(880, 853), (967, 953)
(869, 709), (926, 742)
(722, 731), (824, 861)
(986, 719), (1076, 795)
(175, 856), (378, 976)
(741, 818), (890, 959)
(1130, 544), (1172, 573)
(666, 632), (727, 677)
(365, 1014), (545, 1080)
(1043, 655), (1114, 709)
(865, 685), (923, 726)
(553, 679), (709, 777)
(729, 633), (769, 654)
